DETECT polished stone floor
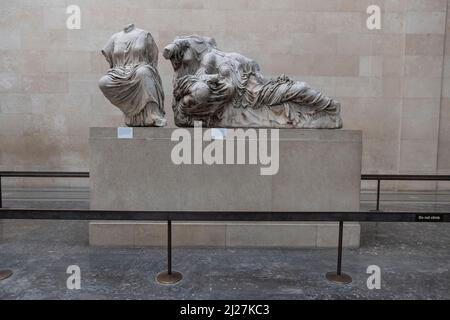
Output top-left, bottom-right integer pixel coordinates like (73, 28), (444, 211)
(0, 188), (449, 300)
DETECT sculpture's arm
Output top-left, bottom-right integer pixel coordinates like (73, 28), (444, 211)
(199, 72), (221, 84)
(146, 32), (159, 67)
(191, 65), (219, 84)
(101, 35), (115, 69)
(201, 52), (221, 75)
(196, 54), (223, 84)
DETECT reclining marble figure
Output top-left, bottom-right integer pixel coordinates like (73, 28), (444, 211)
(163, 35), (343, 128)
(99, 24), (166, 127)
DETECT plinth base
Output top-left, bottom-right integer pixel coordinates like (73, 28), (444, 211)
(156, 271), (183, 285)
(90, 128), (362, 248)
(326, 272), (352, 284)
(0, 270), (13, 281)
(89, 221), (361, 248)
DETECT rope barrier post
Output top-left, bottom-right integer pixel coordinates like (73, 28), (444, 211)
(0, 270), (13, 281)
(156, 220), (182, 285)
(326, 221), (352, 284)
(0, 175), (2, 209)
(0, 175), (13, 281)
(376, 179), (381, 212)
(370, 179), (382, 212)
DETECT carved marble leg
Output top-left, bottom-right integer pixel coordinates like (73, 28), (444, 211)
(145, 101), (167, 127)
(125, 102), (167, 127)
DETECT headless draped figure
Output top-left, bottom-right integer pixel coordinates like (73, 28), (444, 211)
(163, 35), (342, 129)
(99, 24), (166, 127)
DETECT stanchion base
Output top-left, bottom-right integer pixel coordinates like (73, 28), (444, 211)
(156, 271), (183, 285)
(326, 272), (352, 284)
(370, 209), (383, 212)
(0, 270), (13, 281)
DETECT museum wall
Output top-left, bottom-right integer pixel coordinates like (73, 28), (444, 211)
(0, 0), (449, 190)
(438, 1), (450, 190)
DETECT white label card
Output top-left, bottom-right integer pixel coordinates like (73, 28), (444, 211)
(117, 127), (134, 139)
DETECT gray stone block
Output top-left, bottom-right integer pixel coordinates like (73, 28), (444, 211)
(136, 222), (227, 247)
(89, 127), (362, 248)
(225, 222), (318, 248)
(316, 222), (361, 248)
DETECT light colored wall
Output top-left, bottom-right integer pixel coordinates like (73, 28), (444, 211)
(439, 0), (450, 190)
(0, 0), (449, 190)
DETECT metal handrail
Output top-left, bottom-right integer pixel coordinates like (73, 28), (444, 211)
(0, 171), (89, 208)
(361, 174), (450, 211)
(2, 171), (449, 180)
(0, 171), (89, 178)
(1, 171), (450, 211)
(362, 174), (450, 181)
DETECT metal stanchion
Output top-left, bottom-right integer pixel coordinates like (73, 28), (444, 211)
(0, 270), (13, 281)
(0, 175), (13, 281)
(0, 175), (3, 208)
(156, 220), (182, 285)
(371, 179), (382, 212)
(326, 221), (352, 284)
(376, 179), (381, 211)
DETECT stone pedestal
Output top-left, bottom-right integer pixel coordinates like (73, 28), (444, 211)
(89, 128), (362, 248)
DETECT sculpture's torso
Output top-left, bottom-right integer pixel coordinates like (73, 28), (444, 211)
(99, 26), (166, 127)
(109, 29), (155, 68)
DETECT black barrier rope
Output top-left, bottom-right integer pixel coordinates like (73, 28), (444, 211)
(1, 171), (450, 285)
(0, 208), (449, 285)
(1, 209), (448, 222)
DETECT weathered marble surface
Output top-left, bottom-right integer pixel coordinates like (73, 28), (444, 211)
(163, 35), (342, 128)
(99, 24), (166, 127)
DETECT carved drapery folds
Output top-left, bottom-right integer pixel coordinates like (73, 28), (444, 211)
(99, 25), (166, 127)
(163, 35), (342, 129)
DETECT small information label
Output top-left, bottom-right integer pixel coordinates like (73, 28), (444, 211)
(415, 214), (444, 222)
(117, 127), (133, 139)
(211, 128), (228, 140)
